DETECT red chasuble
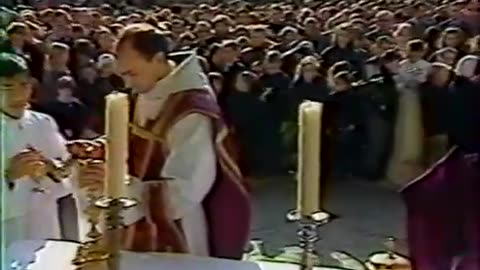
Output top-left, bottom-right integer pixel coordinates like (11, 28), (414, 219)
(401, 147), (480, 270)
(125, 89), (251, 259)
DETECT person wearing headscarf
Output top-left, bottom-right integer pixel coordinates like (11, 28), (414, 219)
(387, 39), (430, 186)
(359, 50), (400, 180)
(456, 54), (480, 82)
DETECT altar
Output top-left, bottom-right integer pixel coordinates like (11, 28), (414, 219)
(7, 240), (348, 270)
(5, 98), (409, 270)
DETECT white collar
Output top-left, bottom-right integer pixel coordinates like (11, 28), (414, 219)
(1, 110), (32, 130)
(138, 51), (213, 102)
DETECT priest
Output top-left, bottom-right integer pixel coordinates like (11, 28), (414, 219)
(77, 23), (252, 259)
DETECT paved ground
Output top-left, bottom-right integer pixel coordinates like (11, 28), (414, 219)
(251, 177), (406, 265)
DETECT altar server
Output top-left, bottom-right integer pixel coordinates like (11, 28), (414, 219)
(0, 52), (78, 248)
(78, 23), (252, 259)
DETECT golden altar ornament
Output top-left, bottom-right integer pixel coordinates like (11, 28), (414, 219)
(330, 237), (411, 270)
(365, 237), (411, 270)
(71, 194), (138, 270)
(96, 196), (138, 270)
(72, 91), (131, 269)
(71, 193), (110, 268)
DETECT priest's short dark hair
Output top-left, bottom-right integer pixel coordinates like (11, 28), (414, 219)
(117, 23), (170, 60)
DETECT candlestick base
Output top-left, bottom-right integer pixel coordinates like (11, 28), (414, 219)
(243, 210), (335, 268)
(286, 209), (331, 224)
(72, 195), (110, 268)
(285, 209), (333, 270)
(95, 197), (138, 270)
(72, 241), (110, 267)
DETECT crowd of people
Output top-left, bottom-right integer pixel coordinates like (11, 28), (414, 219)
(1, 0), (480, 186)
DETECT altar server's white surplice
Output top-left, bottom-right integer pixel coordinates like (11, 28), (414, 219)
(0, 110), (75, 246)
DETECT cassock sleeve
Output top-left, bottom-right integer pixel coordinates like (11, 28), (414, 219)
(37, 115), (73, 198)
(38, 115), (69, 161)
(162, 113), (217, 220)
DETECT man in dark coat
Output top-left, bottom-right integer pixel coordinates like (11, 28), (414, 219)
(358, 50), (400, 180)
(329, 71), (368, 178)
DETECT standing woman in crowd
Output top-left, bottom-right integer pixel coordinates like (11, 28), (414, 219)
(290, 55), (329, 105)
(437, 27), (468, 61)
(360, 50), (400, 180)
(455, 54), (480, 82)
(393, 23), (414, 56)
(282, 56), (328, 160)
(85, 53), (123, 135)
(387, 40), (430, 186)
(422, 26), (441, 59)
(69, 38), (95, 81)
(39, 75), (88, 140)
(94, 26), (117, 55)
(328, 70), (366, 179)
(428, 47), (458, 67)
(321, 23), (366, 76)
(419, 63), (453, 167)
(226, 71), (284, 176)
(449, 55), (480, 151)
(259, 50), (290, 117)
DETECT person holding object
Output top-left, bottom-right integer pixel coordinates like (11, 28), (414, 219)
(76, 23), (252, 259)
(0, 52), (80, 257)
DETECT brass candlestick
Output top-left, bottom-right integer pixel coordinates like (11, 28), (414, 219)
(96, 197), (138, 270)
(72, 194), (110, 268)
(286, 210), (332, 270)
(243, 210), (333, 267)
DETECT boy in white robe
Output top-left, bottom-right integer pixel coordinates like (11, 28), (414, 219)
(0, 53), (78, 265)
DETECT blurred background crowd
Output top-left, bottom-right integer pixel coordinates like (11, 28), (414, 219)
(1, 0), (480, 187)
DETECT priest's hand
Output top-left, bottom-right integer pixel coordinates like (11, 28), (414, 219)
(6, 148), (47, 180)
(66, 138), (105, 161)
(77, 160), (105, 194)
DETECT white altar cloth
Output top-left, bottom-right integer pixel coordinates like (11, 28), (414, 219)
(7, 240), (344, 270)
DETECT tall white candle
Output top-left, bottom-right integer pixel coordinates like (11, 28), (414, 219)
(297, 101), (323, 217)
(105, 92), (129, 198)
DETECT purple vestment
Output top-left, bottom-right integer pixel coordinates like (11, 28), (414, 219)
(125, 89), (252, 259)
(401, 147), (480, 270)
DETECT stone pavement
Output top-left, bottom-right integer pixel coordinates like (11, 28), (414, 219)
(251, 177), (406, 264)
